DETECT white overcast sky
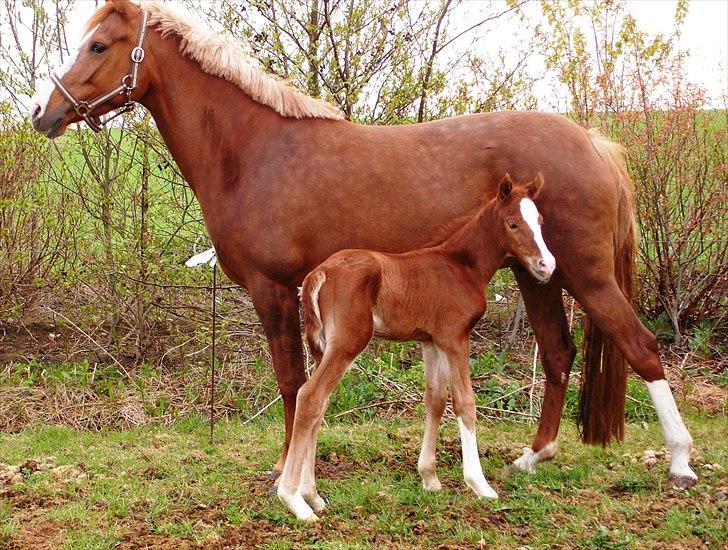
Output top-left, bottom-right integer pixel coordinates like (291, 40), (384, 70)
(3, 0), (727, 111)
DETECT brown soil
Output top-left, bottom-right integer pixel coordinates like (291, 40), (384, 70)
(7, 518), (67, 550)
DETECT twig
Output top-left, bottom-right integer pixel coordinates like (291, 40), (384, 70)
(242, 395), (282, 426)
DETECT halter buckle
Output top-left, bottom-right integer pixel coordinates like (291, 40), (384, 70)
(131, 46), (145, 63)
(75, 102), (91, 117)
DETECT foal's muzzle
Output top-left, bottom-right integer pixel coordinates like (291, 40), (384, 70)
(530, 258), (555, 283)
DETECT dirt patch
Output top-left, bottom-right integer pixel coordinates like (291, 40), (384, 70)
(0, 322), (73, 366)
(208, 520), (295, 548)
(115, 523), (196, 550)
(7, 518), (67, 550)
(315, 453), (360, 480)
(665, 367), (727, 415)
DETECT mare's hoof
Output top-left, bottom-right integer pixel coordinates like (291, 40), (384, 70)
(268, 470), (282, 481)
(669, 473), (697, 489)
(508, 459), (535, 475)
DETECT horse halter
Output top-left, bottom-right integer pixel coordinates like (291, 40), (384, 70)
(50, 9), (149, 133)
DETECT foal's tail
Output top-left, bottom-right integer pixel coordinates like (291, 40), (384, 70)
(301, 270), (327, 365)
(578, 129), (636, 446)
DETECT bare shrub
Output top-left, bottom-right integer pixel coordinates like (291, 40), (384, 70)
(0, 115), (68, 319)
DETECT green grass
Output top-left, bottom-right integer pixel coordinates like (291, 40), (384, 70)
(0, 412), (725, 549)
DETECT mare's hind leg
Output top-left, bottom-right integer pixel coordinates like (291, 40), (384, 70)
(568, 277), (697, 487)
(417, 343), (448, 491)
(511, 270), (576, 473)
(440, 339), (498, 499)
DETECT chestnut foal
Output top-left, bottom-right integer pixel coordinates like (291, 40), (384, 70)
(277, 174), (555, 521)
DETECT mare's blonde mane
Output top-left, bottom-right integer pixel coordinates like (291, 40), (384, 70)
(90, 1), (343, 120)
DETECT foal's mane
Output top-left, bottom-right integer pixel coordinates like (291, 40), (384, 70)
(87, 2), (343, 120)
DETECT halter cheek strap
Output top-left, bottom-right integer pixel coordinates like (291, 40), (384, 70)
(50, 9), (149, 133)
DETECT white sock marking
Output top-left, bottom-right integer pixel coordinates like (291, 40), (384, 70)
(457, 417), (498, 499)
(646, 380), (696, 480)
(512, 440), (559, 474)
(277, 487), (318, 522)
(519, 198), (556, 273)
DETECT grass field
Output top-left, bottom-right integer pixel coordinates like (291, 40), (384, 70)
(1, 410), (726, 549)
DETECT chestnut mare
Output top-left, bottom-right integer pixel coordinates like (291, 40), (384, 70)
(280, 174), (554, 521)
(30, 0), (697, 493)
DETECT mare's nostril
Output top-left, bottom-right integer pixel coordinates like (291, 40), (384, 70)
(538, 259), (547, 270)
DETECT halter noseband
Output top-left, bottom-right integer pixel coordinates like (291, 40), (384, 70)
(50, 9), (150, 133)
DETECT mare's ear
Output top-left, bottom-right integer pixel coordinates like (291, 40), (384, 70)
(526, 172), (544, 199)
(498, 173), (513, 201)
(107, 0), (136, 17)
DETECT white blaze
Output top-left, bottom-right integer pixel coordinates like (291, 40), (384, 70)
(30, 25), (99, 119)
(519, 198), (556, 273)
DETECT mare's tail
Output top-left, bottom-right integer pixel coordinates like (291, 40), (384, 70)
(301, 270), (327, 365)
(578, 129), (637, 446)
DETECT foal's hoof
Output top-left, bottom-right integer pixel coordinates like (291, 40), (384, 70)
(303, 492), (327, 513)
(268, 470), (282, 481)
(421, 477), (442, 492)
(669, 473), (697, 489)
(267, 483), (279, 497)
(278, 489), (319, 522)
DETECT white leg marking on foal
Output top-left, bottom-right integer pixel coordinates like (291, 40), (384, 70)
(520, 198), (556, 272)
(512, 441), (559, 474)
(646, 380), (697, 487)
(457, 417), (498, 499)
(300, 430), (326, 513)
(277, 486), (318, 522)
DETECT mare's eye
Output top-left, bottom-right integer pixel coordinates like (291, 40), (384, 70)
(90, 43), (106, 54)
(508, 221), (518, 230)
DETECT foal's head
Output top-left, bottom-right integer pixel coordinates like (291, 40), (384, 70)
(494, 173), (555, 283)
(30, 0), (149, 137)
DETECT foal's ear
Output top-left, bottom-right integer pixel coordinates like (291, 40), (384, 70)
(498, 173), (514, 201)
(526, 172), (544, 199)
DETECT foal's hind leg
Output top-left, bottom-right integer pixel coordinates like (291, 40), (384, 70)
(417, 343), (448, 491)
(277, 307), (373, 520)
(440, 339), (498, 499)
(299, 414), (326, 513)
(568, 278), (697, 487)
(511, 272), (576, 473)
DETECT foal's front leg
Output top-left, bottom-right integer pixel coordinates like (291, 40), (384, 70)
(418, 343), (448, 491)
(442, 341), (498, 499)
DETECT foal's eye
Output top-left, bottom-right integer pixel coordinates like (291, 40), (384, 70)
(507, 221), (518, 230)
(90, 43), (106, 54)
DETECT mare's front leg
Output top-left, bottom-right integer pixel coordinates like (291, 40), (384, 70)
(247, 275), (308, 480)
(440, 339), (498, 499)
(510, 271), (576, 473)
(418, 343), (448, 491)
